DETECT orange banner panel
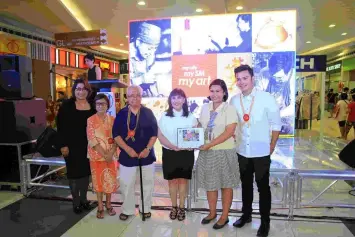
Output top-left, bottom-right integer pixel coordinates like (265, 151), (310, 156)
(69, 52), (76, 67)
(0, 35), (27, 56)
(172, 54), (217, 97)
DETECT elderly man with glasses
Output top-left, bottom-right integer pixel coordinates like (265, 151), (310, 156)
(112, 85), (158, 221)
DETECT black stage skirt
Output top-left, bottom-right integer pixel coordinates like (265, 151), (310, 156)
(162, 147), (195, 180)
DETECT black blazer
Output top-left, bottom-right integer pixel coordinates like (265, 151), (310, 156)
(56, 98), (95, 149)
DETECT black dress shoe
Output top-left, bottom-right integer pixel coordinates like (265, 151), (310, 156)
(233, 216), (252, 228)
(257, 221), (270, 237)
(73, 206), (83, 214)
(201, 215), (217, 224)
(212, 219), (229, 230)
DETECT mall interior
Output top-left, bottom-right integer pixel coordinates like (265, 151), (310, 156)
(0, 0), (355, 236)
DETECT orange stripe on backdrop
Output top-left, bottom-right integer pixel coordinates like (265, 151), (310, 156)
(172, 54), (217, 97)
(0, 35), (27, 56)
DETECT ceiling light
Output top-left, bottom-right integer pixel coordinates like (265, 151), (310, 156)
(125, 35), (129, 38)
(329, 24), (336, 28)
(196, 8), (203, 13)
(137, 1), (145, 6)
(306, 41), (311, 44)
(236, 6), (243, 10)
(100, 45), (128, 54)
(341, 32), (347, 36)
(120, 43), (124, 46)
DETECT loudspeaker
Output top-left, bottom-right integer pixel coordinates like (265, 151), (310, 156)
(0, 55), (33, 99)
(339, 139), (355, 168)
(35, 127), (62, 157)
(0, 99), (46, 143)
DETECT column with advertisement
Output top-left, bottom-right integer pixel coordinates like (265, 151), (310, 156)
(128, 10), (298, 163)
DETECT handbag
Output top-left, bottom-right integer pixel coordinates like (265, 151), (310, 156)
(35, 127), (62, 157)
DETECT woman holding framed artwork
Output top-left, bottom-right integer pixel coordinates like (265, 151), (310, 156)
(196, 79), (239, 230)
(158, 88), (198, 221)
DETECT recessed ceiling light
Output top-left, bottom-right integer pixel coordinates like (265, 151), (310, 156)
(125, 35), (128, 38)
(137, 1), (145, 6)
(120, 43), (124, 46)
(236, 6), (243, 10)
(196, 8), (203, 13)
(306, 41), (311, 44)
(329, 24), (336, 28)
(341, 32), (347, 36)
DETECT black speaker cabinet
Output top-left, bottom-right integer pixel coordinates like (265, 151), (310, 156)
(0, 99), (46, 143)
(0, 55), (33, 99)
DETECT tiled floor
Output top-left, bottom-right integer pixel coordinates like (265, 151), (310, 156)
(60, 206), (354, 237)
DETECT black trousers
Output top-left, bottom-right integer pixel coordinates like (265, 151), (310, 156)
(238, 154), (271, 223)
(69, 176), (90, 208)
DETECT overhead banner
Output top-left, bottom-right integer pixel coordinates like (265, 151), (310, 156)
(0, 34), (27, 56)
(55, 29), (108, 48)
(129, 10), (297, 136)
(296, 55), (327, 72)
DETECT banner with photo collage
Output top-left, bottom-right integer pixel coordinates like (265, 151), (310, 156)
(128, 10), (297, 137)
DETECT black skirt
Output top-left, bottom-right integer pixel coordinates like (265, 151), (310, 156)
(162, 147), (195, 180)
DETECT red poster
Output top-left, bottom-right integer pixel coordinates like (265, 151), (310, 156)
(172, 54), (217, 97)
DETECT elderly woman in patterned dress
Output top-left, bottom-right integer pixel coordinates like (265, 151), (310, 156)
(87, 94), (119, 219)
(196, 79), (240, 230)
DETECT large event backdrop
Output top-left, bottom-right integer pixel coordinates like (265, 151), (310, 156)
(129, 10), (297, 163)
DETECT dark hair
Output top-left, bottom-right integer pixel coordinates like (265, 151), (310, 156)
(71, 79), (92, 100)
(340, 92), (348, 100)
(234, 64), (254, 77)
(207, 79), (228, 102)
(84, 53), (95, 62)
(58, 91), (64, 95)
(352, 94), (355, 101)
(166, 88), (189, 117)
(94, 93), (110, 108)
(236, 14), (251, 23)
(344, 87), (349, 92)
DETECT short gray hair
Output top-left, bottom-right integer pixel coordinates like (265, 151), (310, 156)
(127, 85), (143, 96)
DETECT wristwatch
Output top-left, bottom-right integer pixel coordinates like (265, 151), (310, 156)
(146, 146), (151, 151)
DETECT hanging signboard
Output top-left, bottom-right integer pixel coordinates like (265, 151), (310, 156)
(326, 61), (342, 73)
(296, 55), (327, 72)
(0, 34), (27, 56)
(54, 29), (108, 48)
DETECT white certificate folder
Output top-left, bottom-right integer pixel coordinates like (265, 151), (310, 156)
(177, 128), (204, 149)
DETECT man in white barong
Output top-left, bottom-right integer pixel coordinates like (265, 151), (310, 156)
(230, 65), (281, 237)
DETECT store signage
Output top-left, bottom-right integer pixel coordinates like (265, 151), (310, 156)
(54, 29), (108, 48)
(296, 55), (327, 72)
(326, 62), (342, 73)
(100, 62), (110, 70)
(0, 35), (27, 56)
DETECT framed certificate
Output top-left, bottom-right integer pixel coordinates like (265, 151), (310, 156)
(177, 128), (204, 149)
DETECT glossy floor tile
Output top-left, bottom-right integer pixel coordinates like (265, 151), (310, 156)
(60, 206), (354, 237)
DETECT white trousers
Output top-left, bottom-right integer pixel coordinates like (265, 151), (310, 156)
(120, 163), (155, 215)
